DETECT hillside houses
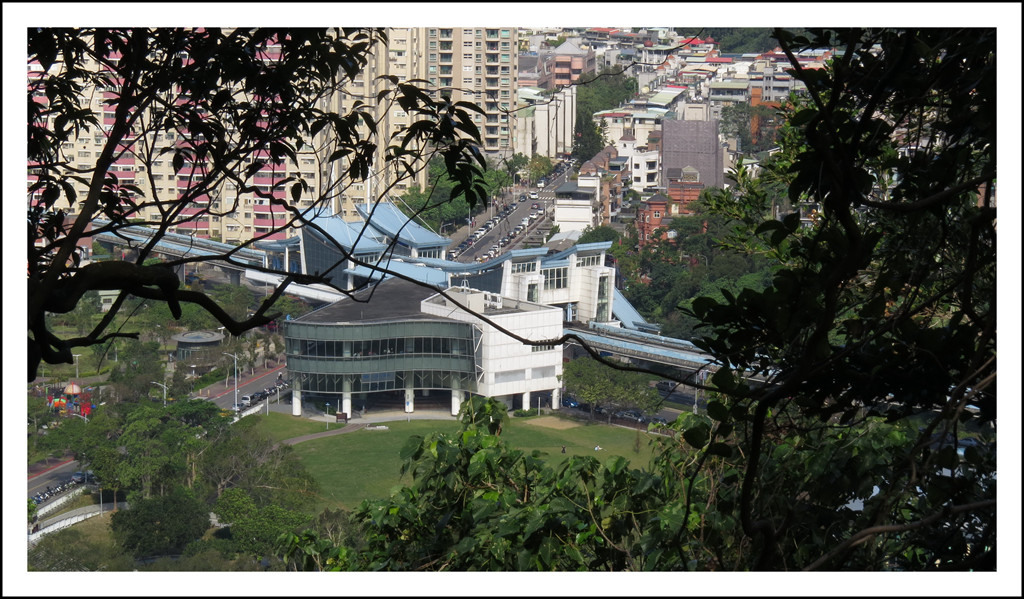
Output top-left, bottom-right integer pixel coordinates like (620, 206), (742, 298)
(520, 28), (823, 247)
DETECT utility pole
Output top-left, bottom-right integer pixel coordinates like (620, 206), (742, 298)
(223, 352), (239, 412)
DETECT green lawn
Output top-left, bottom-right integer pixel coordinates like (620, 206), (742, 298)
(291, 414), (666, 513)
(249, 411), (328, 443)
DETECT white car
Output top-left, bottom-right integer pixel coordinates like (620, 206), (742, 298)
(529, 191), (539, 200)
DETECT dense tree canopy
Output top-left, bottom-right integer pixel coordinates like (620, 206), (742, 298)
(572, 67), (637, 160)
(111, 486), (210, 558)
(561, 356), (662, 421)
(680, 27), (998, 570)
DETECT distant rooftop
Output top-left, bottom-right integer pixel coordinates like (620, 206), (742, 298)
(296, 277), (445, 325)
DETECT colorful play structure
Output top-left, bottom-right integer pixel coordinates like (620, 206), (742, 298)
(48, 382), (94, 418)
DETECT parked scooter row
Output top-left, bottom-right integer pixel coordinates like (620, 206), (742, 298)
(31, 478), (78, 505)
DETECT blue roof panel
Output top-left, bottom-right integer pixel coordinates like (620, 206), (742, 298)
(612, 287), (648, 330)
(356, 200), (451, 249)
(306, 212), (390, 255)
(568, 329), (712, 366)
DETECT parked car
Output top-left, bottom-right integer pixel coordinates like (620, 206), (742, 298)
(561, 397), (580, 409)
(71, 471), (86, 484)
(240, 395), (253, 407)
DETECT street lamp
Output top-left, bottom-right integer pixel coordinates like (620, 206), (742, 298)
(151, 381), (168, 407)
(223, 352), (239, 411)
(73, 354), (81, 379)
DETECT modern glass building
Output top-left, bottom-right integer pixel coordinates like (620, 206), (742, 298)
(284, 277), (564, 418)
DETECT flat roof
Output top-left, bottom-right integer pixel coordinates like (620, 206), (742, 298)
(296, 277), (446, 324)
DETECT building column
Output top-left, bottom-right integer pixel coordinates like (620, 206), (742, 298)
(405, 386), (415, 413)
(522, 391), (531, 411)
(342, 377), (352, 419)
(291, 387), (302, 417)
(551, 387), (560, 411)
(451, 388), (462, 417)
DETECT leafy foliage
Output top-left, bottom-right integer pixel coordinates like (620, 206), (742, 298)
(561, 356), (662, 421)
(679, 27), (997, 570)
(215, 487), (311, 559)
(111, 485), (210, 558)
(576, 225), (620, 245)
(687, 28), (786, 54)
(573, 67), (637, 160)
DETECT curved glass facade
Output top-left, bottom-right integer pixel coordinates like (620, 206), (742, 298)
(284, 319), (480, 398)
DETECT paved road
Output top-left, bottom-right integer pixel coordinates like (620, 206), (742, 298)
(205, 363), (287, 412)
(28, 459), (79, 499)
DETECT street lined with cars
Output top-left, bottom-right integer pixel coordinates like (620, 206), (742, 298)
(559, 394), (674, 430)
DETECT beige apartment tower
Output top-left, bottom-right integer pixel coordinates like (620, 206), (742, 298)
(31, 28), (518, 241)
(332, 27), (520, 221)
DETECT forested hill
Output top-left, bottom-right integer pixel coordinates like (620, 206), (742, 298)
(675, 28), (795, 54)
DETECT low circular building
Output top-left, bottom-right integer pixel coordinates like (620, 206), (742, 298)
(172, 330), (226, 362)
(283, 277), (564, 418)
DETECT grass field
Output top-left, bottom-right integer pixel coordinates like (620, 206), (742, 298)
(250, 411), (329, 443)
(290, 413), (666, 513)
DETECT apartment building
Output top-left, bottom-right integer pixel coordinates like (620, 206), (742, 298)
(28, 38), (329, 245)
(593, 106), (667, 150)
(326, 27), (520, 220)
(29, 28), (519, 242)
(516, 85), (577, 159)
(635, 192), (671, 247)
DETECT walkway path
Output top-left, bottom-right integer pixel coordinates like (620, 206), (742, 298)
(280, 409), (457, 446)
